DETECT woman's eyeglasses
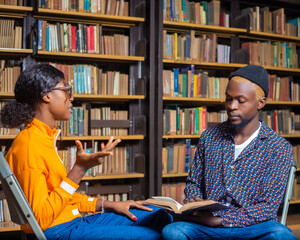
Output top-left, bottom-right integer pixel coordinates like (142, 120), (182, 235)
(52, 86), (72, 98)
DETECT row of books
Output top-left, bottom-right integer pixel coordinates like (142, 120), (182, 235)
(260, 110), (300, 135)
(0, 60), (21, 94)
(0, 19), (23, 49)
(163, 66), (227, 99)
(58, 144), (129, 175)
(162, 183), (185, 205)
(247, 6), (300, 37)
(163, 106), (207, 135)
(38, 0), (129, 16)
(56, 105), (129, 137)
(163, 68), (300, 102)
(241, 41), (298, 69)
(162, 139), (196, 175)
(0, 199), (11, 223)
(50, 63), (129, 95)
(0, 0), (23, 6)
(38, 21), (129, 56)
(268, 75), (300, 102)
(163, 0), (230, 28)
(164, 31), (219, 62)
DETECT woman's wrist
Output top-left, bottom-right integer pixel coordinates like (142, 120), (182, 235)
(67, 164), (87, 184)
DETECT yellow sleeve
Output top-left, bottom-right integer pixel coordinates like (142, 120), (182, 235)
(18, 168), (79, 230)
(73, 193), (98, 213)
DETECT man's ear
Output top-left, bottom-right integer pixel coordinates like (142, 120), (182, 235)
(41, 93), (51, 103)
(258, 97), (266, 110)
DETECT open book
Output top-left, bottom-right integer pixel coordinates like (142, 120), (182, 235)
(143, 196), (231, 214)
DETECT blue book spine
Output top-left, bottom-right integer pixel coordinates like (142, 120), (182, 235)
(184, 139), (191, 172)
(81, 65), (85, 93)
(170, 0), (173, 20)
(173, 68), (179, 97)
(38, 20), (43, 50)
(46, 26), (49, 51)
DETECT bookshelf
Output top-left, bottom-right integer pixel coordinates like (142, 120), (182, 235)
(0, 0), (151, 233)
(151, 0), (300, 234)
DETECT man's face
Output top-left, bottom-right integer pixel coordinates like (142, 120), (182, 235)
(225, 79), (260, 129)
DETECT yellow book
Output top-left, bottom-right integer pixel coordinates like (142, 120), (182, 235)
(194, 75), (197, 98)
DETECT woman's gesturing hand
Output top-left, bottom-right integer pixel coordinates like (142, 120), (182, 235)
(75, 136), (121, 170)
(68, 136), (120, 184)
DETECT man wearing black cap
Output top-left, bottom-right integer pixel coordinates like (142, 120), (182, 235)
(162, 65), (297, 239)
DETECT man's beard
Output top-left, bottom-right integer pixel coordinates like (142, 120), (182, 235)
(228, 117), (253, 130)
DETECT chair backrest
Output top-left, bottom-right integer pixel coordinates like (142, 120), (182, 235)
(280, 159), (297, 226)
(0, 152), (46, 240)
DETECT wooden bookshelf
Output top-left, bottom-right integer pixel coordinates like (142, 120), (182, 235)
(36, 51), (144, 63)
(74, 94), (145, 101)
(0, 222), (20, 232)
(281, 135), (300, 138)
(163, 134), (201, 139)
(0, 4), (32, 14)
(163, 59), (245, 69)
(163, 97), (300, 106)
(82, 173), (144, 180)
(163, 97), (224, 105)
(162, 173), (189, 178)
(0, 94), (145, 101)
(163, 21), (247, 34)
(61, 135), (144, 141)
(245, 31), (300, 44)
(0, 48), (33, 57)
(36, 8), (144, 28)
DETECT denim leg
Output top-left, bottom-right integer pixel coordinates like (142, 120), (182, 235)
(162, 221), (231, 240)
(229, 220), (297, 240)
(162, 220), (297, 240)
(84, 205), (172, 231)
(44, 206), (172, 240)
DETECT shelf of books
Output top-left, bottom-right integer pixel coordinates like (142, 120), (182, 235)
(158, 3), (300, 227)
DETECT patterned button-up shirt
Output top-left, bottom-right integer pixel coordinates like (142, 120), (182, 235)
(185, 121), (293, 227)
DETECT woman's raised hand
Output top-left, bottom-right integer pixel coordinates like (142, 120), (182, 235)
(68, 137), (121, 184)
(75, 137), (121, 170)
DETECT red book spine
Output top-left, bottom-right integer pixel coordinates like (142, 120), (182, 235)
(87, 26), (91, 53)
(202, 107), (207, 131)
(71, 26), (77, 53)
(90, 26), (95, 54)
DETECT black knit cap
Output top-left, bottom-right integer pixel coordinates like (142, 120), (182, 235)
(229, 65), (269, 97)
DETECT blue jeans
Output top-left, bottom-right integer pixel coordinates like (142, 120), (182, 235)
(44, 206), (172, 240)
(162, 220), (297, 240)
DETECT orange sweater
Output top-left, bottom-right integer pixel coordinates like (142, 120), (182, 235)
(5, 118), (98, 232)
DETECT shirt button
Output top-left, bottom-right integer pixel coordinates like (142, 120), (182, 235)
(229, 224), (233, 227)
(227, 187), (231, 192)
(230, 165), (234, 169)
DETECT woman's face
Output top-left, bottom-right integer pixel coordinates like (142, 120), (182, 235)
(48, 79), (73, 121)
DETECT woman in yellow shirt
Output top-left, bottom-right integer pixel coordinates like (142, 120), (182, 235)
(1, 64), (171, 240)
